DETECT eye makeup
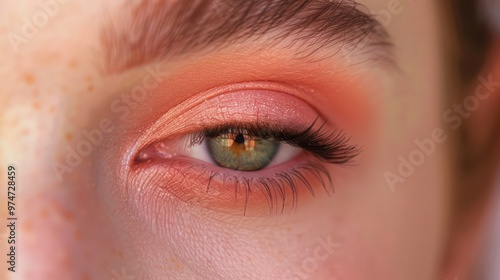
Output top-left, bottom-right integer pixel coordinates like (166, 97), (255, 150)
(127, 87), (361, 216)
(135, 88), (323, 145)
(186, 120), (360, 165)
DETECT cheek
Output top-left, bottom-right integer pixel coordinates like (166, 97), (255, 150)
(19, 173), (120, 279)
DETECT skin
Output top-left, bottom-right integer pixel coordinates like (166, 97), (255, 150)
(1, 0), (499, 279)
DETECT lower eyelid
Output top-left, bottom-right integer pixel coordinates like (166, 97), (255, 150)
(129, 155), (332, 216)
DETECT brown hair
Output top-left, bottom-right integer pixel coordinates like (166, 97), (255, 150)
(437, 1), (497, 275)
(442, 0), (498, 221)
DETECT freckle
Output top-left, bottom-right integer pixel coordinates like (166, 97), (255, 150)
(22, 221), (33, 232)
(68, 60), (78, 69)
(23, 73), (35, 85)
(61, 85), (68, 92)
(87, 85), (94, 92)
(65, 133), (73, 141)
(74, 230), (83, 240)
(81, 272), (90, 280)
(61, 255), (71, 268)
(61, 209), (75, 221)
(33, 102), (41, 110)
(117, 251), (124, 259)
(52, 202), (75, 221)
(21, 128), (30, 136)
(49, 106), (56, 113)
(40, 207), (49, 218)
(171, 258), (184, 272)
(85, 76), (93, 82)
(100, 260), (109, 269)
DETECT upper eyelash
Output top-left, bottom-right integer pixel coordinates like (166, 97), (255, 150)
(187, 118), (361, 165)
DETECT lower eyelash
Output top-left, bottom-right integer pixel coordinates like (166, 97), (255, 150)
(172, 159), (333, 215)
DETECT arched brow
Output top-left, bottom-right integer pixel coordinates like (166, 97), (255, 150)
(101, 0), (393, 74)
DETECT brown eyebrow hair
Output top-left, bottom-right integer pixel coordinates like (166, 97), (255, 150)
(101, 0), (392, 74)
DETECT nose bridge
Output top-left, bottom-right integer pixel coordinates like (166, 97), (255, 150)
(0, 101), (118, 280)
(0, 94), (64, 274)
(1, 95), (65, 186)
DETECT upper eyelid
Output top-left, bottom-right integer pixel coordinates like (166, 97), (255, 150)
(101, 0), (394, 74)
(187, 121), (361, 165)
(127, 85), (329, 165)
(130, 83), (325, 145)
(135, 114), (360, 167)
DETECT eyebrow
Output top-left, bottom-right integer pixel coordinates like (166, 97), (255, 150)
(101, 0), (393, 74)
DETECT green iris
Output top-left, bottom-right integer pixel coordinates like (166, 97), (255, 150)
(207, 132), (280, 171)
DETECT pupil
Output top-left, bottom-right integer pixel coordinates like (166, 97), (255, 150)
(234, 134), (245, 144)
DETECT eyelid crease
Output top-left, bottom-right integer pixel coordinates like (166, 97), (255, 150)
(129, 82), (328, 160)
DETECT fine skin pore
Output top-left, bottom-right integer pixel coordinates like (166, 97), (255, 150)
(1, 0), (500, 280)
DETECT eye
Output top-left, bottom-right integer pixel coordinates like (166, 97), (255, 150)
(130, 88), (361, 216)
(207, 132), (280, 171)
(188, 129), (302, 171)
